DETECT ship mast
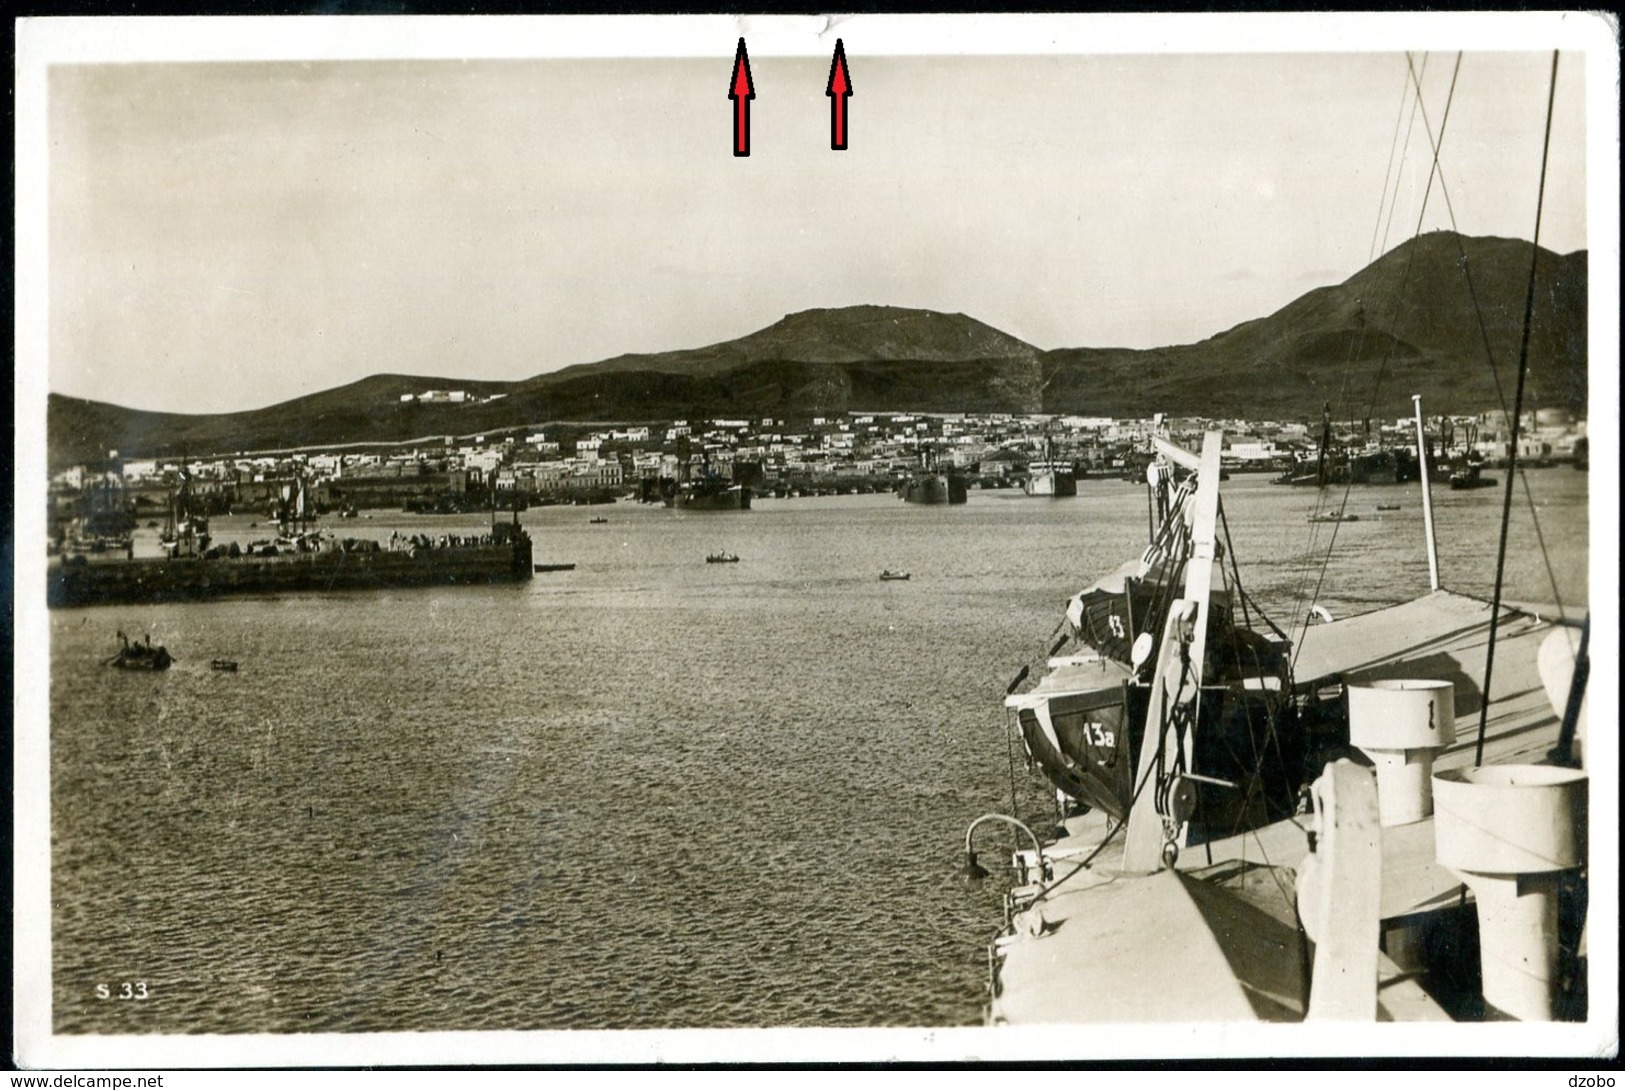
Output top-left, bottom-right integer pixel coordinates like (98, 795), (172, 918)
(1315, 401), (1332, 487)
(1412, 395), (1440, 591)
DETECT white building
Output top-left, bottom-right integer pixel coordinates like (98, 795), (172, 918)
(572, 461), (623, 488)
(1225, 440), (1282, 462)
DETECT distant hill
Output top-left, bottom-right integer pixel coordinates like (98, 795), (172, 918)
(1040, 233), (1587, 420)
(541, 305), (1039, 380)
(46, 232), (1587, 467)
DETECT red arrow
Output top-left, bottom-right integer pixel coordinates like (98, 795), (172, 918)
(826, 38), (852, 150)
(729, 38), (755, 157)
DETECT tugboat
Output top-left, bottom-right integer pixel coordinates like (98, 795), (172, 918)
(107, 631), (172, 671)
(1449, 453), (1499, 490)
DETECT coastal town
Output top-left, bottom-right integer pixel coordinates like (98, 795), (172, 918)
(49, 401), (1589, 527)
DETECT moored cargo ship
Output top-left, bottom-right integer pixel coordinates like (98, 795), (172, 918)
(644, 447), (752, 510)
(664, 477), (752, 510)
(897, 448), (968, 504)
(1022, 461), (1078, 497)
(899, 472), (968, 505)
(1023, 434), (1079, 497)
(48, 521), (532, 608)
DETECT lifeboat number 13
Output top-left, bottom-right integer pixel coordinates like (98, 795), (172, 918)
(1085, 721), (1116, 748)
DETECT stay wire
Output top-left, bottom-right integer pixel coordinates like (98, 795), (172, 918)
(1378, 52), (1432, 261)
(1292, 53), (1463, 675)
(1212, 553), (1296, 918)
(1478, 51), (1562, 768)
(1290, 55), (1428, 630)
(1218, 497), (1287, 643)
(1369, 54), (1422, 266)
(1403, 53), (1573, 629)
(1319, 51), (1431, 439)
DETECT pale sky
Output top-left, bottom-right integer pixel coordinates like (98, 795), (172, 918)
(46, 44), (1589, 414)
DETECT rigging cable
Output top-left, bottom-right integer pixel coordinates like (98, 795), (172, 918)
(1292, 53), (1463, 674)
(1214, 492), (1306, 889)
(1289, 56), (1427, 631)
(1376, 52), (1433, 263)
(1368, 52), (1424, 265)
(1212, 548), (1299, 920)
(1339, 52), (1432, 468)
(1477, 51), (1562, 768)
(1401, 52), (1575, 627)
(1216, 496), (1287, 644)
(1217, 498), (1252, 632)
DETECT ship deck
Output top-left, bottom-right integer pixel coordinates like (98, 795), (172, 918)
(987, 591), (1588, 1025)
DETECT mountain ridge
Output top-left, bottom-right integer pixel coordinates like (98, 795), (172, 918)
(47, 232), (1588, 467)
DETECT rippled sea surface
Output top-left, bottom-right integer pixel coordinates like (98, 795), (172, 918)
(49, 471), (1589, 1033)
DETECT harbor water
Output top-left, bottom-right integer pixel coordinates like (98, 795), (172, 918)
(47, 471), (1589, 1033)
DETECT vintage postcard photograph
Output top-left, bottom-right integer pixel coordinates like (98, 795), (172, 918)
(12, 11), (1619, 1070)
